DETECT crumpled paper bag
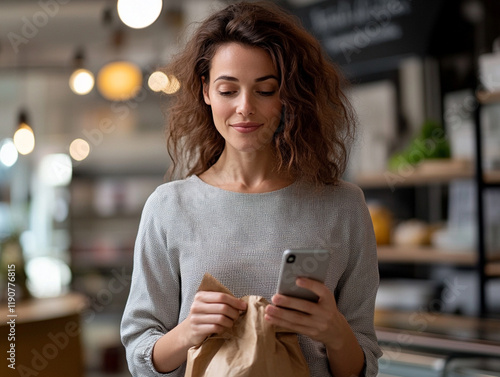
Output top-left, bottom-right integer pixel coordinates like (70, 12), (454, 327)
(184, 273), (310, 377)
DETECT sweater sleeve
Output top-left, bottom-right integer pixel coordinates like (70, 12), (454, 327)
(335, 184), (382, 377)
(120, 190), (181, 377)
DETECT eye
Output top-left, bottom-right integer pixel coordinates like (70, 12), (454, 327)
(218, 91), (236, 96)
(257, 91), (276, 97)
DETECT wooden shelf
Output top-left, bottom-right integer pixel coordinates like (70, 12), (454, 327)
(378, 246), (500, 273)
(486, 262), (500, 277)
(377, 245), (477, 265)
(485, 170), (500, 185)
(355, 159), (474, 188)
(477, 90), (500, 105)
(355, 164), (500, 189)
(375, 309), (500, 356)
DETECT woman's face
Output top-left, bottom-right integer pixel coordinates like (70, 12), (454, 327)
(202, 43), (282, 154)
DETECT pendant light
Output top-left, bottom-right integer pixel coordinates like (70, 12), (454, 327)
(13, 110), (35, 155)
(117, 0), (162, 29)
(69, 48), (94, 95)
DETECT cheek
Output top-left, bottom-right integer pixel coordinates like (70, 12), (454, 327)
(211, 98), (235, 119)
(266, 102), (283, 126)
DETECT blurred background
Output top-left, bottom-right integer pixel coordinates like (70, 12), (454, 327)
(1, 0), (500, 376)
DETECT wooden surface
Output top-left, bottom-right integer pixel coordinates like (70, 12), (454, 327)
(375, 309), (500, 356)
(354, 159), (500, 188)
(377, 245), (477, 265)
(0, 292), (88, 324)
(477, 90), (500, 105)
(0, 293), (87, 377)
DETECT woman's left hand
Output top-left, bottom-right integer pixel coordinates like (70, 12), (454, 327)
(264, 277), (348, 350)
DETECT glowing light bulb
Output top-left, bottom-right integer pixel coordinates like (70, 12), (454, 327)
(13, 123), (35, 155)
(69, 138), (90, 161)
(117, 0), (162, 29)
(69, 68), (94, 95)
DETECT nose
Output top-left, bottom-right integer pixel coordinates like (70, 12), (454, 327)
(236, 92), (255, 116)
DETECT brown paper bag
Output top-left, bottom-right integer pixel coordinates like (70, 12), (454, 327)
(184, 273), (310, 377)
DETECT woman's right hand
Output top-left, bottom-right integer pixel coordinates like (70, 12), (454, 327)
(184, 291), (247, 346)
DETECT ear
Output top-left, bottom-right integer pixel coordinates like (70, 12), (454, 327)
(202, 76), (211, 105)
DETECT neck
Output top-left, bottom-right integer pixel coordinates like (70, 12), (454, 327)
(200, 147), (293, 193)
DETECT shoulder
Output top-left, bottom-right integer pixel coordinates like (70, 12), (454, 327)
(153, 175), (199, 196)
(305, 179), (366, 203)
(142, 176), (201, 210)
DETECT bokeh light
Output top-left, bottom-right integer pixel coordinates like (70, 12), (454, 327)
(13, 123), (35, 155)
(117, 0), (162, 29)
(69, 138), (91, 161)
(69, 68), (95, 95)
(0, 139), (18, 167)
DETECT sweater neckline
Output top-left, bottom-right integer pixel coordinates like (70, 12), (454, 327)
(190, 175), (299, 196)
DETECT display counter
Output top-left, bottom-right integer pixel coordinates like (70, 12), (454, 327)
(375, 309), (500, 376)
(1, 293), (88, 377)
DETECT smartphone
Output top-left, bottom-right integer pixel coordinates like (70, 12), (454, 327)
(276, 249), (330, 302)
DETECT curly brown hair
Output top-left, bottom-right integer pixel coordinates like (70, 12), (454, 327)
(164, 1), (356, 185)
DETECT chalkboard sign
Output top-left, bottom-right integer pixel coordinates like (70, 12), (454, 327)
(293, 0), (445, 77)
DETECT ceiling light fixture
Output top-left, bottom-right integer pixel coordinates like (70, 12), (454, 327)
(69, 49), (94, 95)
(13, 110), (35, 155)
(117, 0), (162, 29)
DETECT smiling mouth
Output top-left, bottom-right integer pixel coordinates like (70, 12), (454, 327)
(231, 122), (262, 133)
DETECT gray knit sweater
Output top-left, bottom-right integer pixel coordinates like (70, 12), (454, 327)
(121, 175), (382, 377)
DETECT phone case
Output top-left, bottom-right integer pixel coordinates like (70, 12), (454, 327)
(276, 249), (330, 302)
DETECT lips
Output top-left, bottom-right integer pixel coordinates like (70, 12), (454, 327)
(231, 122), (262, 133)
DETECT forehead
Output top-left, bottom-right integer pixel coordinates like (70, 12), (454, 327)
(209, 42), (278, 79)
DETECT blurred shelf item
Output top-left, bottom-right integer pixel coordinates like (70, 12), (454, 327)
(477, 90), (500, 105)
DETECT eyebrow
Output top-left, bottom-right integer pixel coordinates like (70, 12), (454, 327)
(214, 74), (279, 83)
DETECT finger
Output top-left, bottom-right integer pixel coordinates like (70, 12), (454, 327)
(295, 277), (330, 296)
(191, 301), (242, 321)
(271, 294), (315, 314)
(196, 291), (247, 310)
(296, 278), (334, 305)
(265, 313), (323, 340)
(190, 313), (236, 329)
(264, 305), (327, 340)
(264, 304), (311, 329)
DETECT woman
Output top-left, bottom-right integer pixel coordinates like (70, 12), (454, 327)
(121, 2), (382, 376)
